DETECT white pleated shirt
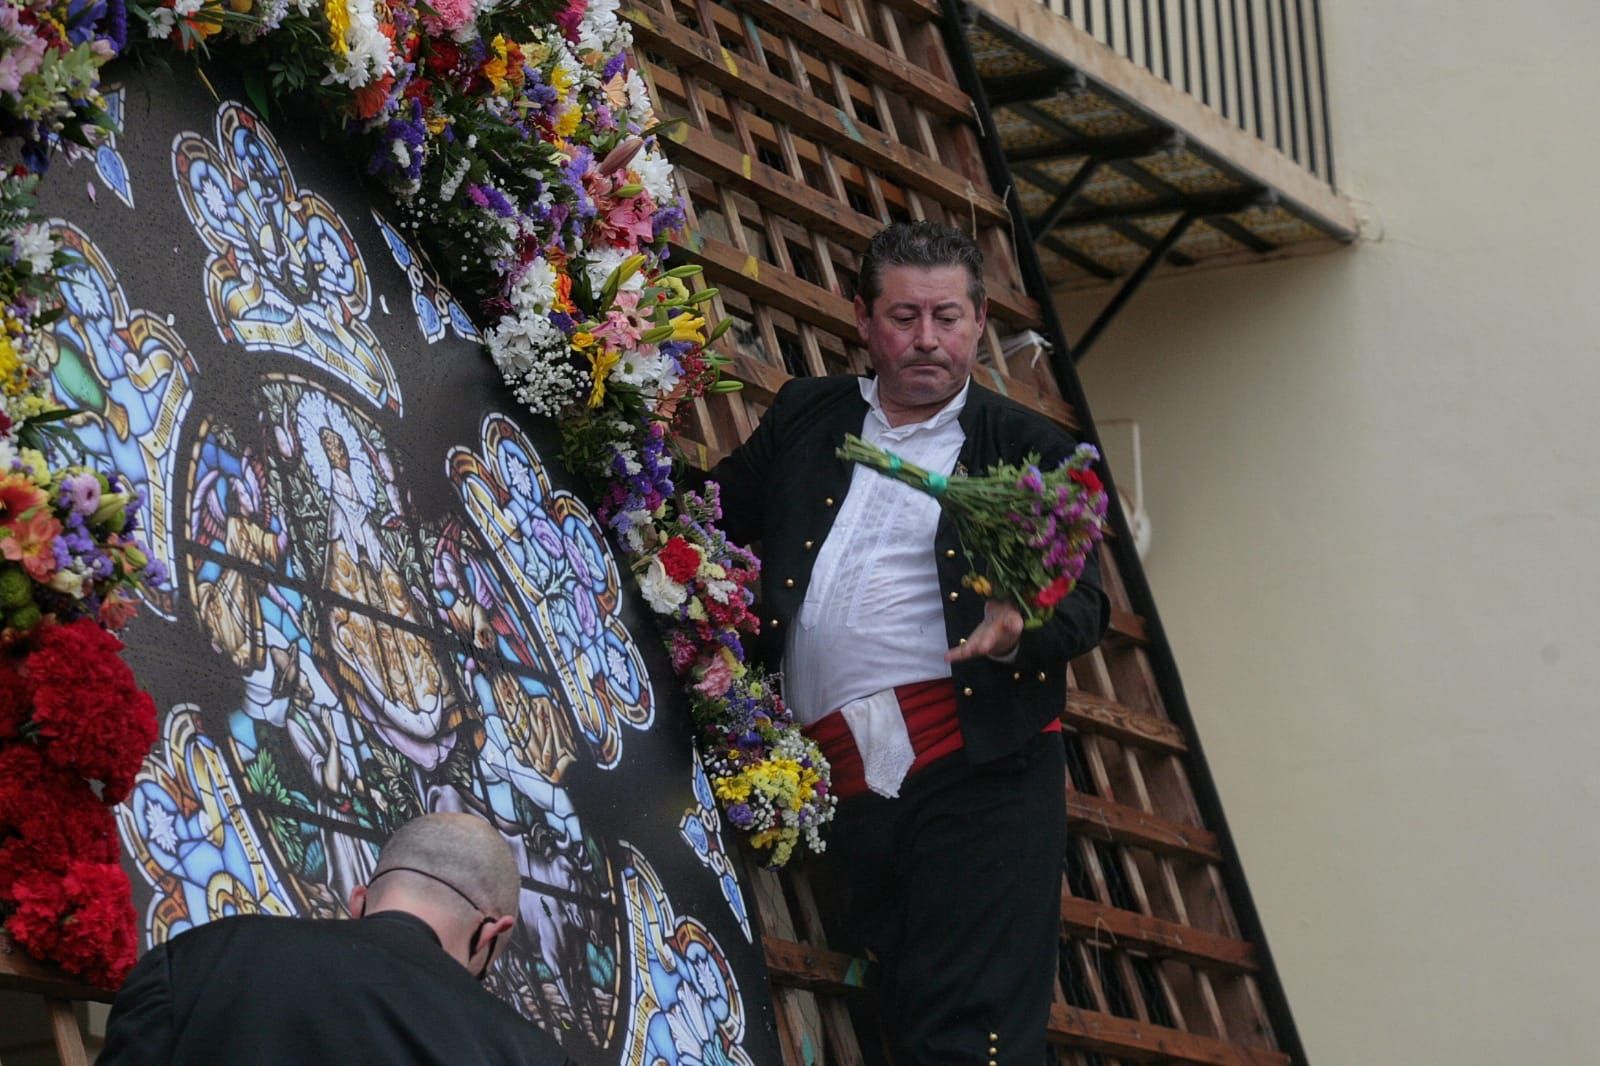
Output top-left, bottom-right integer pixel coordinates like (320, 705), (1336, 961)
(782, 378), (969, 725)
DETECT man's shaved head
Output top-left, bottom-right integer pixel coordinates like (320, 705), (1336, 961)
(369, 813), (521, 917)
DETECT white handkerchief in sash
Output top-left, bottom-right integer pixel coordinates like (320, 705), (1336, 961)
(839, 688), (915, 798)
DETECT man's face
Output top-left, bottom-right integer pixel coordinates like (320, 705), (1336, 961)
(856, 263), (986, 418)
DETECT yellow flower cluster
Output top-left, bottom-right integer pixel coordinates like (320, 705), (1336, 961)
(325, 0), (351, 55)
(0, 330), (30, 398)
(711, 757), (822, 815)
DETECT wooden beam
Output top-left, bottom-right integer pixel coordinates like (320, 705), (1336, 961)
(716, 0), (973, 121)
(672, 233), (858, 336)
(1067, 792), (1222, 863)
(1059, 893), (1258, 975)
(0, 932), (116, 1003)
(648, 67), (913, 216)
(625, 7), (1010, 224)
(762, 935), (871, 994)
(658, 123), (1038, 326)
(1063, 690), (1186, 755)
(1049, 1004), (1290, 1065)
(1107, 607), (1148, 643)
(47, 998), (90, 1066)
(868, 0), (939, 24)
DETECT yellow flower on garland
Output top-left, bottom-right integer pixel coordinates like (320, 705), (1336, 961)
(0, 333), (29, 398)
(713, 775), (752, 804)
(669, 314), (707, 345)
(554, 106), (581, 139)
(483, 35), (511, 94)
(586, 344), (621, 408)
(325, 0), (350, 55)
(548, 63), (573, 97)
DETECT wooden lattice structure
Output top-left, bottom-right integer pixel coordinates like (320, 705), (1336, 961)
(626, 0), (1307, 1061)
(0, 932), (104, 1065)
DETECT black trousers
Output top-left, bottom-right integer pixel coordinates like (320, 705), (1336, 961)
(813, 731), (1067, 1065)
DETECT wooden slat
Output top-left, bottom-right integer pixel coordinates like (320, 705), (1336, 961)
(658, 123), (1039, 326)
(1064, 690), (1187, 755)
(1108, 606), (1149, 643)
(1049, 1004), (1291, 1065)
(868, 0), (939, 23)
(625, 6), (1010, 224)
(763, 935), (871, 994)
(672, 233), (857, 336)
(1068, 791), (1221, 863)
(716, 0), (972, 120)
(1060, 893), (1258, 975)
(47, 998), (90, 1066)
(0, 932), (115, 1003)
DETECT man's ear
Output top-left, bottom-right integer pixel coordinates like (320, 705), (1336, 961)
(348, 885), (368, 918)
(854, 294), (870, 344)
(487, 914), (516, 960)
(975, 296), (989, 333)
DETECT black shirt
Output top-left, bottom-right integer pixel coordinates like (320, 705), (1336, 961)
(99, 911), (572, 1065)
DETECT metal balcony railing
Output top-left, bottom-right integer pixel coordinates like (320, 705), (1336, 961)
(1038, 0), (1336, 188)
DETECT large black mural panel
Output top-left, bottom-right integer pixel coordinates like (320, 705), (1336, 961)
(33, 63), (779, 1066)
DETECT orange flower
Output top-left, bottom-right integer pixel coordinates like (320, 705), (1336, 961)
(353, 73), (396, 120)
(1, 508), (63, 582)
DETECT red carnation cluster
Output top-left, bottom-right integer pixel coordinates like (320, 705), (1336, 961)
(657, 536), (702, 584)
(7, 862), (138, 990)
(0, 617), (157, 989)
(22, 618), (158, 802)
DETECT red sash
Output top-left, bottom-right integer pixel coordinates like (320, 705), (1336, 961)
(804, 678), (1061, 800)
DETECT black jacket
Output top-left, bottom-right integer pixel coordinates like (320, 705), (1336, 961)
(98, 911), (573, 1066)
(710, 374), (1111, 763)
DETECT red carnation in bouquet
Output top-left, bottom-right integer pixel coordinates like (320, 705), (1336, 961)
(657, 535), (702, 585)
(0, 656), (24, 738)
(22, 618), (159, 802)
(6, 860), (138, 989)
(0, 745), (121, 897)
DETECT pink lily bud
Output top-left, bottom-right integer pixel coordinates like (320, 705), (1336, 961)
(598, 136), (644, 176)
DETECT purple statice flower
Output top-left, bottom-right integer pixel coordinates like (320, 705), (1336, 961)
(651, 204), (686, 240)
(602, 52), (629, 81)
(65, 0), (107, 44)
(368, 100), (426, 185)
(100, 0), (126, 53)
(465, 182), (517, 218)
(562, 147), (598, 221)
(726, 803), (754, 829)
(144, 557), (170, 588)
(523, 69), (560, 113)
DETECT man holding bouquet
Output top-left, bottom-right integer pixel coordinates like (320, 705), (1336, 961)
(709, 221), (1111, 1063)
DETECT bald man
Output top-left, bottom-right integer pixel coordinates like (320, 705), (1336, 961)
(100, 813), (573, 1065)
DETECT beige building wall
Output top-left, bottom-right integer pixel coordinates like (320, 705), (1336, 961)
(1062, 2), (1600, 1062)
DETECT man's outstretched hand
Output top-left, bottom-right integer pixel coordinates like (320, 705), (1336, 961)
(947, 599), (1024, 663)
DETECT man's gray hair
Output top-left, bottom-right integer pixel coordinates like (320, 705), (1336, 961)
(856, 221), (986, 312)
(371, 813), (521, 917)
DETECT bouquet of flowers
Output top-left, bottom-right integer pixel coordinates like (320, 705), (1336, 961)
(838, 434), (1111, 629)
(689, 669), (835, 868)
(0, 618), (159, 988)
(0, 0), (125, 172)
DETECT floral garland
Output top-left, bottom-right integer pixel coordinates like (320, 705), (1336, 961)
(1, 108), (161, 983)
(3, 0), (832, 938)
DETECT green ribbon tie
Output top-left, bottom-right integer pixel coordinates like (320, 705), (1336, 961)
(924, 473), (948, 494)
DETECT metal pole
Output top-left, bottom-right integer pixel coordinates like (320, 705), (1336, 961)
(1073, 211), (1195, 360)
